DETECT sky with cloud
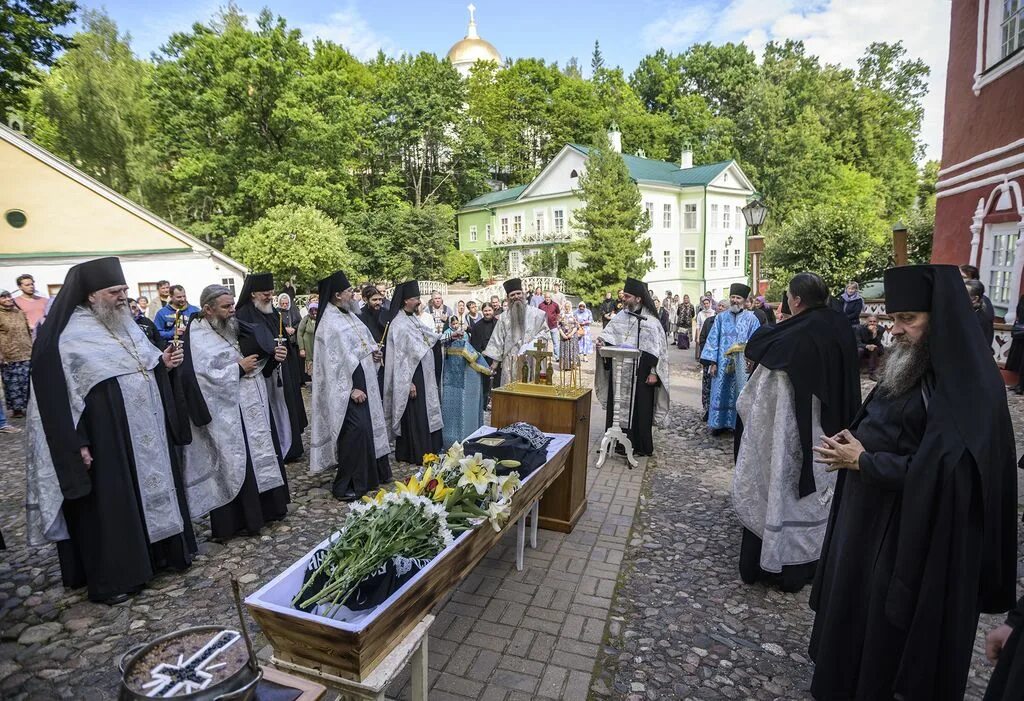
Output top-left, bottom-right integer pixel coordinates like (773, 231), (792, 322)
(88, 0), (952, 162)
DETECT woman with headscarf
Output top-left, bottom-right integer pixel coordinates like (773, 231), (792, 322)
(275, 293), (304, 389)
(574, 301), (594, 359)
(675, 295), (695, 349)
(558, 301), (580, 370)
(753, 296), (775, 327)
(835, 281), (864, 327)
(297, 301), (318, 382)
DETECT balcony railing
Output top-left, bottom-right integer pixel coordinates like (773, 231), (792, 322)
(492, 227), (573, 247)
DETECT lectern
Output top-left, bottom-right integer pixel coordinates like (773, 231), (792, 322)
(490, 382), (590, 533)
(595, 346), (641, 469)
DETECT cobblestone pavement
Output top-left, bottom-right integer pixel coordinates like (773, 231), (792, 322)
(591, 359), (1024, 701)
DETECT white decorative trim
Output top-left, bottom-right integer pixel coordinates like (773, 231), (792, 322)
(0, 124), (247, 275)
(974, 50), (1024, 94)
(939, 137), (1024, 176)
(935, 166), (1024, 198)
(970, 197), (986, 266)
(936, 151), (1024, 190)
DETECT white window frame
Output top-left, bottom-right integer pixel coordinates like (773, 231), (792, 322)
(553, 208), (564, 234)
(974, 0), (1024, 93)
(644, 201), (654, 229)
(684, 248), (696, 269)
(469, 224), (478, 242)
(485, 223), (492, 241)
(981, 222), (1021, 315)
(722, 248), (730, 268)
(722, 205), (731, 230)
(684, 203), (697, 230)
(534, 209), (546, 235)
(733, 248), (742, 268)
(662, 250), (671, 270)
(710, 204), (719, 231)
(710, 249), (717, 269)
(513, 215), (523, 237)
(500, 217), (509, 239)
(509, 250), (522, 275)
(662, 203), (672, 229)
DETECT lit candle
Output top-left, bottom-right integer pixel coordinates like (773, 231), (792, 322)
(278, 311), (283, 337)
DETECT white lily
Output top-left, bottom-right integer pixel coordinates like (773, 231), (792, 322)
(497, 472), (522, 500)
(458, 453), (499, 495)
(484, 499), (511, 532)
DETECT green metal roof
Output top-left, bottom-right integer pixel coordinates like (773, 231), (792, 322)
(462, 184), (528, 209)
(569, 144), (733, 187)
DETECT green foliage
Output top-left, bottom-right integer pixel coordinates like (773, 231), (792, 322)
(905, 200), (935, 265)
(344, 198), (455, 283)
(0, 0), (77, 119)
(26, 10), (161, 206)
(524, 246), (567, 277)
(564, 140), (653, 301)
(225, 204), (351, 290)
(443, 249), (482, 284)
(478, 248), (508, 281)
(763, 203), (889, 293)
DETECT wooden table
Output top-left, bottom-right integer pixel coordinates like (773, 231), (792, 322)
(490, 383), (591, 532)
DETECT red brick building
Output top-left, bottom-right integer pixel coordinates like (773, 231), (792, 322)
(933, 0), (1024, 323)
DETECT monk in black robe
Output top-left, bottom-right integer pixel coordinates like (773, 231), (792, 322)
(810, 264), (1017, 700)
(595, 277), (670, 457)
(470, 303), (498, 411)
(235, 272), (308, 462)
(382, 281), (443, 464)
(310, 273), (391, 500)
(358, 284), (387, 391)
(177, 285), (291, 540)
(26, 257), (195, 604)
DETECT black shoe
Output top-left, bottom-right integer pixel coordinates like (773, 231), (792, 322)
(100, 592), (133, 605)
(710, 428), (725, 437)
(335, 491), (359, 502)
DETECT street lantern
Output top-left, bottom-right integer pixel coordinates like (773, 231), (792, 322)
(742, 198), (769, 296)
(741, 198), (769, 233)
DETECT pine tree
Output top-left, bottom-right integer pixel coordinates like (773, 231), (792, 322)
(590, 40), (605, 76)
(564, 138), (653, 303)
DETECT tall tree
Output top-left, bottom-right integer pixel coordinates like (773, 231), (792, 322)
(590, 40), (604, 76)
(564, 139), (653, 303)
(27, 10), (160, 205)
(0, 0), (76, 119)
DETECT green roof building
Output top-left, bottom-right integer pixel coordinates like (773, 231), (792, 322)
(457, 133), (758, 301)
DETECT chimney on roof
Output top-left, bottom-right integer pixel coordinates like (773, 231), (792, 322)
(607, 121), (622, 154)
(680, 143), (693, 169)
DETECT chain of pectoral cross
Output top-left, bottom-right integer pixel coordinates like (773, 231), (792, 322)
(97, 313), (150, 378)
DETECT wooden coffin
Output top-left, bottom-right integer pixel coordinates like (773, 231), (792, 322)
(245, 432), (573, 682)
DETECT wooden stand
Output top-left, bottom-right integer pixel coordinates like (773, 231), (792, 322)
(490, 384), (591, 533)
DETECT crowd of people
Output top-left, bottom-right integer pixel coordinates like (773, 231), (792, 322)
(5, 256), (1024, 699)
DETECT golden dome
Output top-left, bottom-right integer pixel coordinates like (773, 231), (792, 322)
(447, 5), (501, 71)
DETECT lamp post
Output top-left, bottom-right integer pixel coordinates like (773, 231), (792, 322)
(742, 198), (769, 295)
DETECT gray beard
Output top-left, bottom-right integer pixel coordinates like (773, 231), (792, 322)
(508, 298), (527, 340)
(92, 301), (133, 333)
(338, 299), (360, 314)
(626, 302), (641, 314)
(210, 316), (239, 339)
(877, 337), (929, 398)
(729, 304), (743, 314)
(255, 300), (273, 314)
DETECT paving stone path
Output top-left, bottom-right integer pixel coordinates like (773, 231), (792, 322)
(592, 384), (1024, 701)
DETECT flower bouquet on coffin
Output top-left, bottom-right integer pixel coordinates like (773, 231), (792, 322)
(291, 492), (453, 618)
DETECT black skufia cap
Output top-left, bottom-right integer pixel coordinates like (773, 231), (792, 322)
(503, 278), (522, 294)
(730, 283), (751, 298)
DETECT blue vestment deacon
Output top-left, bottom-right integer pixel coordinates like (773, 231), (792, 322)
(699, 283), (760, 430)
(440, 334), (492, 448)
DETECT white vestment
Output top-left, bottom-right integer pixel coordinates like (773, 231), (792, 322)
(181, 319), (282, 519)
(482, 304), (549, 385)
(310, 304), (389, 472)
(25, 307), (184, 545)
(382, 311), (443, 439)
(731, 366), (835, 572)
(595, 309), (671, 427)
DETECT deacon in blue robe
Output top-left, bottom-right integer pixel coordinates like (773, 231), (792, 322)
(440, 317), (492, 448)
(700, 283), (761, 433)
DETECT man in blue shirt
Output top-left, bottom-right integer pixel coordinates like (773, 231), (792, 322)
(153, 284), (199, 345)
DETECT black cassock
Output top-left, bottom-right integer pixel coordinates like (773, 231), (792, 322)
(236, 305), (308, 462)
(331, 364), (392, 499)
(358, 306), (386, 391)
(394, 344), (443, 464)
(601, 350), (661, 456)
(810, 382), (980, 699)
(210, 361), (289, 540)
(56, 366), (197, 602)
(986, 595), (1024, 700)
